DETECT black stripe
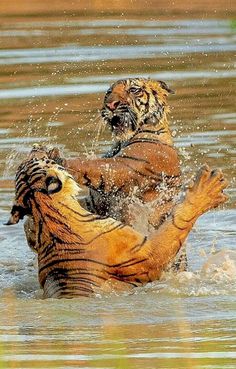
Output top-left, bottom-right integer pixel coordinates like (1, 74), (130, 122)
(82, 173), (107, 192)
(58, 201), (103, 222)
(16, 185), (29, 200)
(83, 173), (91, 186)
(39, 242), (54, 259)
(98, 175), (106, 191)
(16, 172), (46, 201)
(121, 162), (157, 179)
(120, 155), (150, 164)
(103, 142), (122, 158)
(58, 291), (91, 298)
(130, 236), (148, 253)
(67, 277), (100, 287)
(43, 213), (83, 241)
(81, 222), (125, 245)
(15, 160), (39, 181)
(124, 138), (173, 148)
(172, 215), (188, 231)
(57, 284), (93, 294)
(115, 258), (148, 269)
(144, 91), (150, 113)
(39, 255), (147, 275)
(37, 219), (43, 246)
(108, 271), (138, 278)
(39, 247), (86, 264)
(28, 173), (45, 187)
(136, 128), (166, 135)
(47, 223), (125, 246)
(146, 167), (161, 176)
(64, 269), (107, 281)
(30, 194), (83, 243)
(16, 159), (45, 176)
(109, 276), (138, 287)
(179, 214), (196, 224)
(39, 258), (108, 275)
(54, 284), (93, 294)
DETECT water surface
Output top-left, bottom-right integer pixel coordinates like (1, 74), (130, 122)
(0, 4), (235, 369)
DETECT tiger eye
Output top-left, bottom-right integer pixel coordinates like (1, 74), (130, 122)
(129, 87), (142, 94)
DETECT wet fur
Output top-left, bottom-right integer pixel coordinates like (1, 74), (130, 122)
(65, 78), (180, 228)
(7, 152), (228, 298)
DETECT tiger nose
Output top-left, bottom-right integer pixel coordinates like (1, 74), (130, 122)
(106, 100), (120, 111)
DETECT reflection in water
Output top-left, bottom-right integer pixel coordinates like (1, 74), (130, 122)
(0, 3), (235, 369)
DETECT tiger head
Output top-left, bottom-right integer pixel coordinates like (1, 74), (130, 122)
(101, 78), (175, 141)
(6, 157), (79, 226)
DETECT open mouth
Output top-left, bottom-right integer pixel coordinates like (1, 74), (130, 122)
(107, 110), (137, 135)
(110, 115), (122, 127)
(109, 115), (126, 133)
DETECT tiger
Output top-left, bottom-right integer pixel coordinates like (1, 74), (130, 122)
(6, 147), (228, 298)
(48, 77), (186, 270)
(51, 78), (181, 230)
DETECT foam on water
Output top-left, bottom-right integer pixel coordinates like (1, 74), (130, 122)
(162, 250), (236, 297)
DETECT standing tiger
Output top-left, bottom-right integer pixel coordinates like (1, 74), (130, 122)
(6, 148), (228, 298)
(51, 78), (181, 230)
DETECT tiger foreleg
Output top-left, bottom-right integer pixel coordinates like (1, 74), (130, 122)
(147, 166), (228, 273)
(149, 197), (188, 272)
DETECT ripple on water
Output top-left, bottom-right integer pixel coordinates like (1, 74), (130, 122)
(0, 70), (236, 100)
(0, 11), (236, 369)
(0, 43), (235, 66)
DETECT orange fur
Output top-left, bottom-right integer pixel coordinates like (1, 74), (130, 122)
(6, 149), (228, 299)
(55, 78), (181, 228)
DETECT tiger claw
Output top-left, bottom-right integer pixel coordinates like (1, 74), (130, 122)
(48, 147), (65, 166)
(48, 147), (61, 159)
(28, 144), (48, 160)
(186, 165), (229, 214)
(194, 164), (210, 184)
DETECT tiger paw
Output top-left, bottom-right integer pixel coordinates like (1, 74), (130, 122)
(186, 164), (228, 214)
(47, 147), (65, 166)
(28, 144), (48, 160)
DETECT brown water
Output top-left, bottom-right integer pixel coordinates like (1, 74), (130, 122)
(0, 3), (236, 369)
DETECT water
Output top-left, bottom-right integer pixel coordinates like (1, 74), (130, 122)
(0, 3), (236, 368)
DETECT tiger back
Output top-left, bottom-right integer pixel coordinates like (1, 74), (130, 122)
(6, 150), (228, 298)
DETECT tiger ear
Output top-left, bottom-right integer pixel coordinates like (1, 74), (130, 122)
(158, 80), (175, 95)
(45, 175), (62, 194)
(4, 205), (28, 225)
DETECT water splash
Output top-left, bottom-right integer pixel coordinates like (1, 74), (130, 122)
(2, 148), (24, 178)
(160, 249), (236, 297)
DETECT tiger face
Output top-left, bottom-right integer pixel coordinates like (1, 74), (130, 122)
(101, 78), (174, 141)
(6, 158), (79, 225)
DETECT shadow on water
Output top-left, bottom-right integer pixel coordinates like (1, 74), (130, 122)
(0, 1), (236, 368)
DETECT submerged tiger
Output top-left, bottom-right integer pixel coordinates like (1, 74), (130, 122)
(6, 148), (228, 298)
